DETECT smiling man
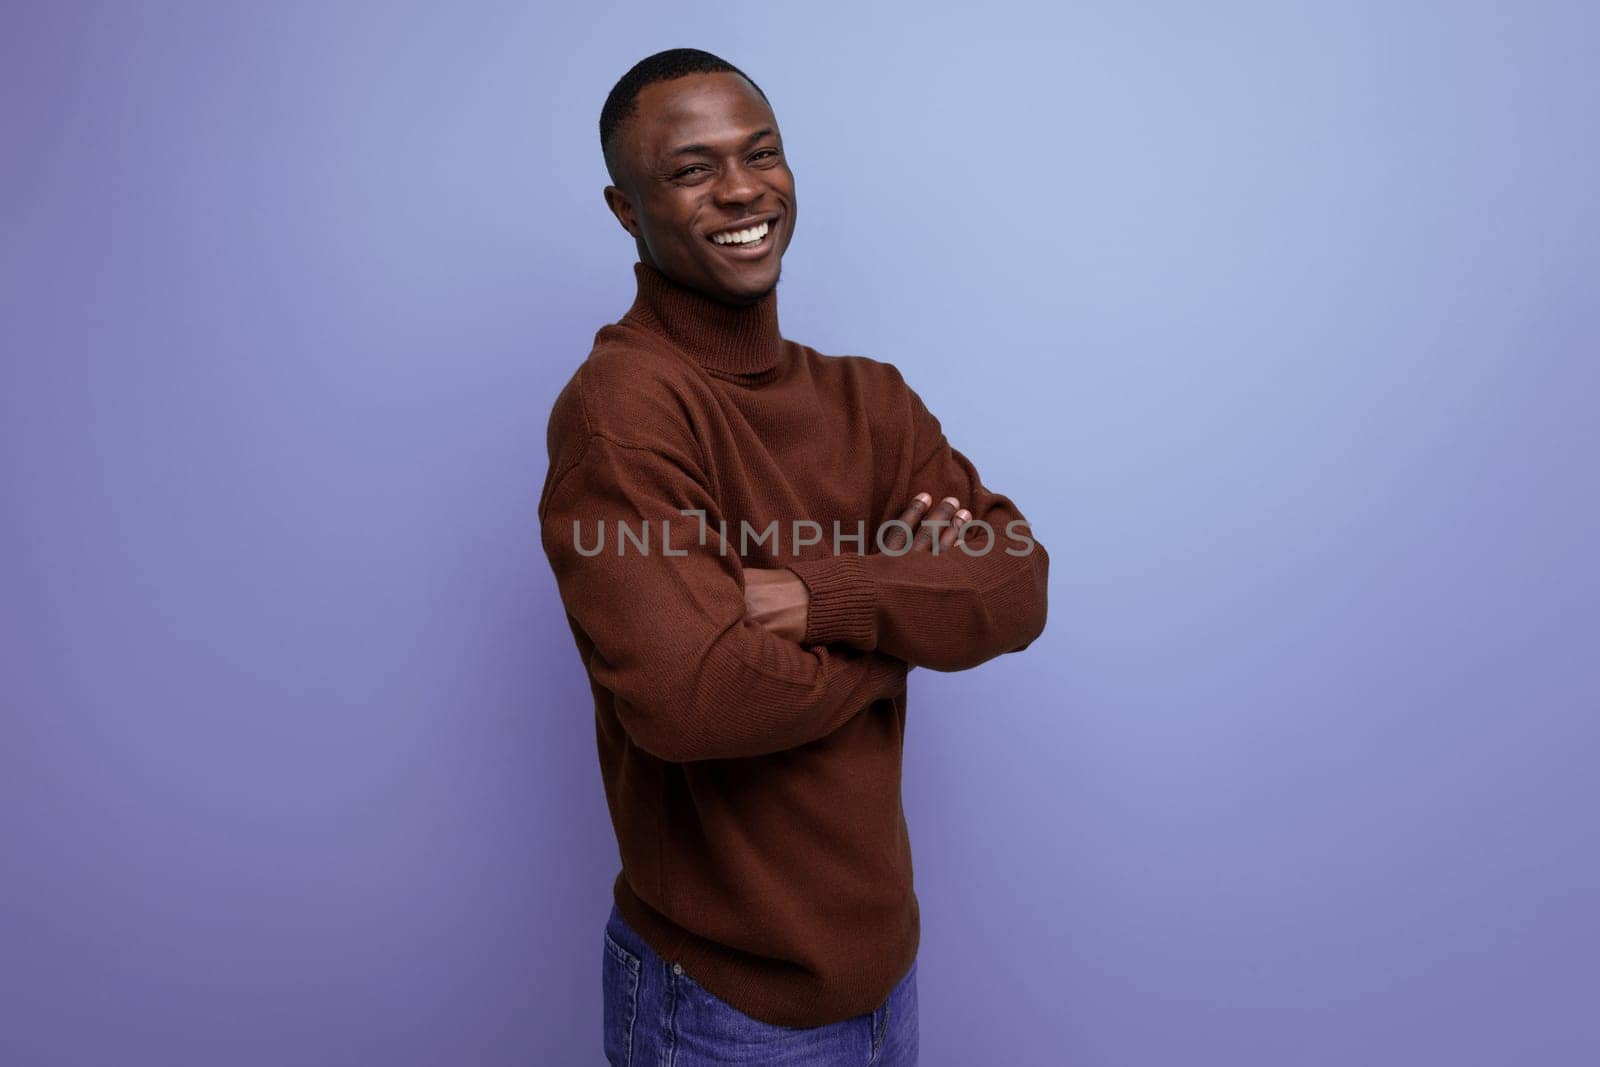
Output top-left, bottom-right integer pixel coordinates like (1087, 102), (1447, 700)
(538, 48), (1049, 1065)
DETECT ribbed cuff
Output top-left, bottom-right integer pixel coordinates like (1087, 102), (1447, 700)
(785, 553), (877, 648)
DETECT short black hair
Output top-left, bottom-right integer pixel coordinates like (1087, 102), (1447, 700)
(599, 48), (768, 184)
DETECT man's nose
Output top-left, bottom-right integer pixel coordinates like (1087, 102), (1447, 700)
(712, 162), (762, 203)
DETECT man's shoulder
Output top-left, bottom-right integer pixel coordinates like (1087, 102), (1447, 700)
(544, 328), (707, 470)
(790, 342), (914, 398)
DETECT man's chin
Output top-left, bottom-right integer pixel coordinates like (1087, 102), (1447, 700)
(709, 262), (781, 305)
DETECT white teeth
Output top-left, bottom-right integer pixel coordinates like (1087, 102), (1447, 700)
(711, 220), (770, 245)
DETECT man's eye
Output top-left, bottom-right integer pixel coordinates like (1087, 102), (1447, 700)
(753, 150), (779, 161)
(675, 166), (708, 178)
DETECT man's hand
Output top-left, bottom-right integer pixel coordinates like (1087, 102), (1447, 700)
(741, 491), (973, 639)
(885, 491), (972, 553)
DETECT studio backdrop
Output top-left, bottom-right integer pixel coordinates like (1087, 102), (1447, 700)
(3, 2), (1595, 1065)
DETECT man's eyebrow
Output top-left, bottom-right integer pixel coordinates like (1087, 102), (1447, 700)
(665, 127), (776, 159)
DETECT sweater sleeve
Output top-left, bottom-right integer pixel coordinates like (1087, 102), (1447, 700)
(539, 430), (909, 762)
(784, 378), (1049, 672)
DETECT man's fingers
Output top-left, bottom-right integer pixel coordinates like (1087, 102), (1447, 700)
(938, 507), (972, 551)
(881, 492), (968, 553)
(884, 491), (932, 553)
(913, 496), (962, 552)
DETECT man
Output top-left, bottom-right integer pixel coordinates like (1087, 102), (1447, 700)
(538, 47), (1049, 1065)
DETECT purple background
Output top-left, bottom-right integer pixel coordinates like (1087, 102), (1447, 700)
(4, 2), (1596, 1064)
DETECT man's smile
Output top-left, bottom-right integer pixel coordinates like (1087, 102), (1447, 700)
(705, 214), (780, 258)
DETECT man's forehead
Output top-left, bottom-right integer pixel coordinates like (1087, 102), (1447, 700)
(634, 75), (776, 155)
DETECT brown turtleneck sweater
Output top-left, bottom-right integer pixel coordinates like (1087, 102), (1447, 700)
(537, 259), (1049, 1028)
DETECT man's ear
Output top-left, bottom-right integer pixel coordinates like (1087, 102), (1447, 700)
(603, 186), (640, 239)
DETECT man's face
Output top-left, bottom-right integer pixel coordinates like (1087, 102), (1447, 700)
(604, 72), (796, 306)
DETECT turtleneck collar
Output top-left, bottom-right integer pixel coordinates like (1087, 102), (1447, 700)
(623, 259), (787, 381)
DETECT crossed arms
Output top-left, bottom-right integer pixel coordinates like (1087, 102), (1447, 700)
(538, 374), (1048, 762)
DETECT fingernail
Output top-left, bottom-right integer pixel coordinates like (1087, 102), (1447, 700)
(915, 492), (932, 506)
(941, 497), (960, 508)
(955, 509), (971, 522)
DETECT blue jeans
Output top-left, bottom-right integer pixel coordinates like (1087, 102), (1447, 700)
(602, 903), (919, 1065)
